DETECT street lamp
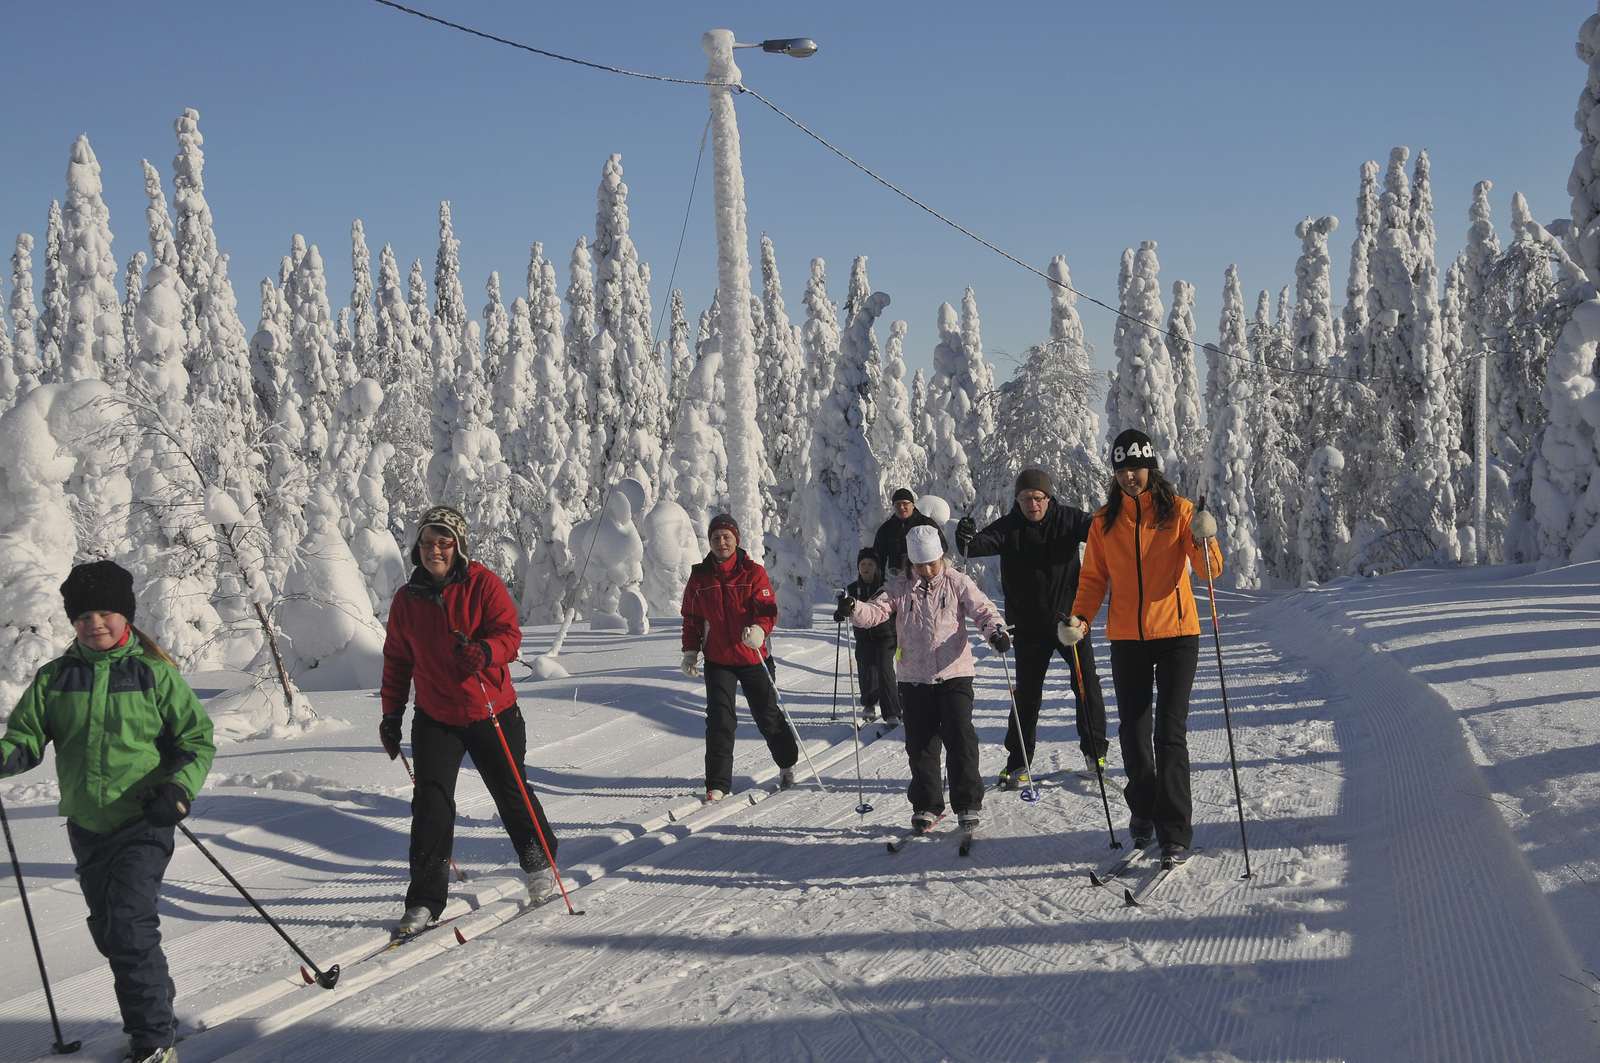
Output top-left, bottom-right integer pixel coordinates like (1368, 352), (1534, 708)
(702, 29), (815, 565)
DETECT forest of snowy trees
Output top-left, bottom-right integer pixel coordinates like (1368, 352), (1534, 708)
(4, 6), (1600, 714)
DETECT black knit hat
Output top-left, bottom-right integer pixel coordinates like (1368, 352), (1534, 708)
(708, 513), (739, 545)
(891, 488), (916, 504)
(409, 505), (471, 569)
(1111, 429), (1159, 470)
(61, 559), (137, 623)
(1014, 469), (1053, 497)
(857, 547), (880, 566)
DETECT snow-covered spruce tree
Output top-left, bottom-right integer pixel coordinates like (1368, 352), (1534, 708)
(1487, 194), (1557, 561)
(562, 236), (602, 515)
(326, 375), (402, 614)
(1458, 182), (1501, 534)
(1342, 160), (1381, 383)
(925, 301), (975, 511)
(286, 243), (341, 476)
(35, 201), (66, 383)
(844, 257), (881, 425)
(171, 109), (218, 369)
(800, 257), (841, 422)
(0, 284), (14, 414)
(121, 252), (224, 666)
(11, 234), (42, 398)
(138, 161), (191, 381)
(662, 289), (694, 449)
(348, 221), (379, 383)
(663, 335), (727, 552)
(60, 136), (124, 385)
(370, 244), (432, 534)
(869, 319), (928, 498)
(984, 257), (1108, 515)
(483, 271), (516, 461)
(1249, 288), (1301, 582)
(434, 201), (469, 353)
(1293, 216), (1340, 457)
(190, 253), (260, 506)
(756, 234), (808, 529)
(798, 288), (889, 592)
(0, 379), (124, 713)
(1525, 8), (1600, 565)
(1105, 242), (1178, 472)
(1296, 446), (1346, 585)
(121, 252), (145, 379)
(1206, 265), (1261, 588)
(1167, 279), (1205, 493)
(521, 255), (580, 623)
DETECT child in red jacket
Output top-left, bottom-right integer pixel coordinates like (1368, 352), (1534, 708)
(680, 514), (800, 802)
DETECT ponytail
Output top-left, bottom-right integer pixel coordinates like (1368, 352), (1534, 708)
(130, 624), (179, 668)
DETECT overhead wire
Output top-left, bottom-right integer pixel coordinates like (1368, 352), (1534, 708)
(371, 0), (1485, 386)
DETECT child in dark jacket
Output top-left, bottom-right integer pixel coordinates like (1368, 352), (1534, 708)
(835, 548), (901, 724)
(0, 560), (215, 1063)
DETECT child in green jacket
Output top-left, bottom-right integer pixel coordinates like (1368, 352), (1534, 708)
(0, 560), (215, 1063)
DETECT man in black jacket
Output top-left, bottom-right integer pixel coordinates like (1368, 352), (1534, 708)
(872, 488), (945, 577)
(956, 469), (1108, 789)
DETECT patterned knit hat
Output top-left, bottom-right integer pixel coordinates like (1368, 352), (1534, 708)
(410, 505), (471, 569)
(708, 513), (740, 545)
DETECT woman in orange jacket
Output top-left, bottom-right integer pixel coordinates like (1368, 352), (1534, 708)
(1060, 429), (1221, 868)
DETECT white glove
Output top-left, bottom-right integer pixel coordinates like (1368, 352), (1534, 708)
(1058, 616), (1088, 646)
(1191, 509), (1218, 546)
(741, 625), (766, 650)
(680, 651), (699, 678)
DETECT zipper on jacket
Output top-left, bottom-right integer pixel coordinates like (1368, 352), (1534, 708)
(1134, 494), (1145, 641)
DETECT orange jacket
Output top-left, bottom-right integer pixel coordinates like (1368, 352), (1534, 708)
(1070, 492), (1222, 642)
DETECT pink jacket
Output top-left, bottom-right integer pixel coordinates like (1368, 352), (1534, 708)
(851, 568), (1005, 685)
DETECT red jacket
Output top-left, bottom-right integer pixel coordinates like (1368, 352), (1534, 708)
(680, 549), (777, 667)
(381, 561), (522, 726)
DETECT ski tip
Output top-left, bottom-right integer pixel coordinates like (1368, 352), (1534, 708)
(49, 1040), (82, 1055)
(1123, 888), (1139, 907)
(454, 926), (467, 944)
(1089, 871), (1107, 887)
(300, 965), (315, 985)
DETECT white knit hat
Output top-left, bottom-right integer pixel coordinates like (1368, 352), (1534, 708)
(906, 524), (944, 565)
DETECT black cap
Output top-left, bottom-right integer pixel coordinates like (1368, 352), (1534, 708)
(1111, 429), (1159, 470)
(857, 547), (880, 565)
(1014, 469), (1053, 497)
(891, 488), (916, 504)
(61, 560), (137, 623)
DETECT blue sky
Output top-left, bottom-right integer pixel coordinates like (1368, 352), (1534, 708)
(0, 1), (1585, 388)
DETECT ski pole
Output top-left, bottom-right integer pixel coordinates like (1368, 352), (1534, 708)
(831, 618), (842, 722)
(1194, 497), (1252, 880)
(396, 749), (467, 883)
(1067, 636), (1121, 850)
(769, 654), (829, 793)
(996, 648), (1040, 803)
(844, 622), (871, 815)
(0, 795), (80, 1055)
(177, 822), (340, 988)
(454, 634), (585, 915)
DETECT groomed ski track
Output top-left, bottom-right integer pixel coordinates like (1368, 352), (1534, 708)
(2, 567), (1597, 1061)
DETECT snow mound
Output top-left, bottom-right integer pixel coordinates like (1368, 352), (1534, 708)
(208, 769), (385, 806)
(206, 683), (330, 742)
(525, 654), (570, 680)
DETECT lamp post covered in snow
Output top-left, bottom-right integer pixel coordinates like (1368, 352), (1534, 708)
(702, 29), (815, 566)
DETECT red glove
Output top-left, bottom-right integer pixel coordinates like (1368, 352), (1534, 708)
(452, 638), (492, 677)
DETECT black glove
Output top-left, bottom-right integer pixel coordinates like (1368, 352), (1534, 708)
(140, 782), (191, 828)
(452, 638), (492, 677)
(835, 594), (857, 622)
(955, 516), (977, 552)
(988, 627), (1011, 654)
(379, 713), (404, 760)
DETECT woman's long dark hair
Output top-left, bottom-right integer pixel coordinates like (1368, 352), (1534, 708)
(1100, 468), (1178, 531)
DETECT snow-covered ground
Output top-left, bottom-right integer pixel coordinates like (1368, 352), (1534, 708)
(2, 564), (1598, 1062)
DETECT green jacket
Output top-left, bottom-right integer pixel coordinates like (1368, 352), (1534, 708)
(1, 635), (215, 834)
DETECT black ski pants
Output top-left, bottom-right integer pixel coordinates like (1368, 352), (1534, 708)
(901, 677), (983, 815)
(68, 817), (177, 1054)
(1004, 628), (1108, 774)
(853, 636), (901, 719)
(1109, 635), (1200, 849)
(704, 660), (799, 794)
(407, 705), (556, 917)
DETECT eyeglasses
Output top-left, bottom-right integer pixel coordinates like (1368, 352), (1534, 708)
(419, 538), (456, 553)
(1017, 494), (1049, 505)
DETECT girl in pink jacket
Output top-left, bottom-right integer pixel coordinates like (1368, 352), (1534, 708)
(846, 525), (1009, 835)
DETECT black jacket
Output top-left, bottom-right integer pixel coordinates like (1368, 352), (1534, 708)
(845, 575), (896, 644)
(871, 510), (947, 576)
(961, 497), (1093, 638)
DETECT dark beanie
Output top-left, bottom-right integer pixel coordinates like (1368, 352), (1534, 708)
(1111, 429), (1159, 470)
(708, 513), (740, 544)
(891, 488), (916, 504)
(857, 547), (880, 565)
(1014, 469), (1053, 497)
(409, 505), (472, 569)
(61, 559), (137, 623)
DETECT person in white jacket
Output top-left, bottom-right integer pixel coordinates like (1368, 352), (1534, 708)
(842, 524), (1009, 835)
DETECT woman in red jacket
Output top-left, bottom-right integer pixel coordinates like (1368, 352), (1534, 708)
(1061, 430), (1221, 869)
(379, 506), (557, 934)
(680, 514), (799, 803)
